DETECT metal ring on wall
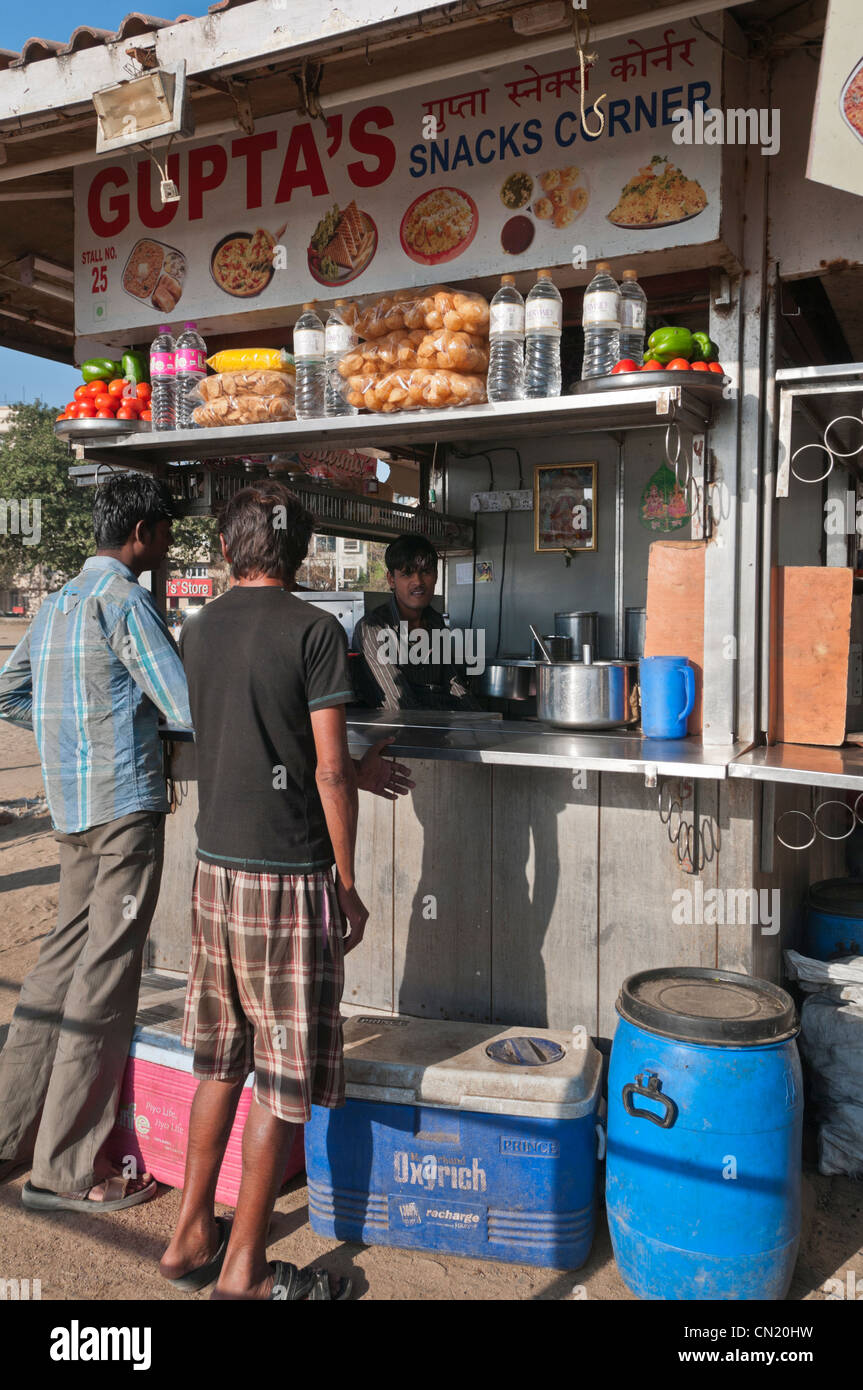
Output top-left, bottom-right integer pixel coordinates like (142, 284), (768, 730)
(775, 809), (816, 851)
(667, 800), (684, 845)
(813, 799), (857, 841)
(790, 442), (834, 484)
(658, 782), (675, 824)
(700, 816), (718, 863)
(675, 820), (694, 865)
(823, 415), (863, 459)
(854, 790), (863, 824)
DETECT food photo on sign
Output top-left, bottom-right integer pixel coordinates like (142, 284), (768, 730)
(74, 19), (721, 345)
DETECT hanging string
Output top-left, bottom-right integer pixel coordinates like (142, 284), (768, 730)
(572, 7), (606, 139)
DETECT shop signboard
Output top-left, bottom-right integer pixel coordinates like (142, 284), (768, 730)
(807, 0), (863, 199)
(167, 577), (212, 598)
(74, 18), (722, 338)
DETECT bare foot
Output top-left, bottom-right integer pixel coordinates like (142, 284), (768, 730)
(160, 1218), (223, 1281)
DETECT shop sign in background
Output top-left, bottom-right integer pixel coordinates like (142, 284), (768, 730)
(74, 18), (721, 337)
(807, 0), (863, 199)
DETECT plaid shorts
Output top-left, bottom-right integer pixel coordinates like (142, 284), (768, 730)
(182, 861), (346, 1122)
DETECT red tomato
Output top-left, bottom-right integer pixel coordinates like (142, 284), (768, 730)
(65, 401), (79, 416)
(116, 406), (137, 420)
(135, 382), (152, 400)
(641, 359), (664, 372)
(96, 409), (116, 419)
(666, 358), (691, 370)
(56, 414), (67, 422)
(611, 360), (639, 374)
(92, 393), (113, 412)
(120, 394), (142, 412)
(707, 361), (724, 374)
(77, 403), (97, 417)
(107, 378), (126, 397)
(690, 360), (710, 371)
(140, 408), (152, 421)
(74, 383), (90, 401)
(85, 380), (105, 397)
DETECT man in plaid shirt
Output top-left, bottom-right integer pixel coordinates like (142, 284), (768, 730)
(0, 474), (191, 1213)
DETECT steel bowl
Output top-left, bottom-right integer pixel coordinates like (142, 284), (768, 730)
(478, 659), (536, 700)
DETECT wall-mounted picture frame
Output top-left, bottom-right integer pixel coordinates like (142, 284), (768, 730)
(534, 462), (597, 553)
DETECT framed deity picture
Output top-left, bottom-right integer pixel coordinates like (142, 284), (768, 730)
(534, 462), (597, 553)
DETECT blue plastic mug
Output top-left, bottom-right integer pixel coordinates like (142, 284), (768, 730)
(639, 655), (695, 739)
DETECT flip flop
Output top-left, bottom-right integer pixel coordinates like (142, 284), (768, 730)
(268, 1261), (319, 1301)
(21, 1174), (158, 1214)
(307, 1269), (353, 1301)
(165, 1216), (232, 1292)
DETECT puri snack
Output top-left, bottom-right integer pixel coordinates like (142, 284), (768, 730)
(192, 394), (294, 426)
(197, 370), (294, 400)
(416, 329), (489, 373)
(344, 367), (486, 413)
(337, 329), (426, 376)
(341, 286), (489, 339)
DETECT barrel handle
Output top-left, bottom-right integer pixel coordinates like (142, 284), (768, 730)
(621, 1071), (677, 1129)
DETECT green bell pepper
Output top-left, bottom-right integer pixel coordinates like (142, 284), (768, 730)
(81, 357), (123, 383)
(121, 350), (148, 384)
(691, 332), (717, 363)
(646, 327), (695, 364)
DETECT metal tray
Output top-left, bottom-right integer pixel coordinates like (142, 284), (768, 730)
(571, 371), (727, 398)
(55, 418), (152, 440)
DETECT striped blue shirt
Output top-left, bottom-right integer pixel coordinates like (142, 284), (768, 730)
(0, 556), (191, 832)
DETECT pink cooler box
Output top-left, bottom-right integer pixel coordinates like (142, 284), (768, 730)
(106, 1030), (305, 1207)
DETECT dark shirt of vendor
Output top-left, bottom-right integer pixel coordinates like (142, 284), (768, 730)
(352, 534), (481, 712)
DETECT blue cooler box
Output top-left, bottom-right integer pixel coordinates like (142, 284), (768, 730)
(305, 1016), (603, 1269)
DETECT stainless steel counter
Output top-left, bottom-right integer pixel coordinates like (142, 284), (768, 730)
(729, 741), (863, 790)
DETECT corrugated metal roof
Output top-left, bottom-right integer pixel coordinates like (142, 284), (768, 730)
(3, 3), (258, 68)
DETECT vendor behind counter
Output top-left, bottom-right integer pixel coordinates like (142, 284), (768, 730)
(351, 535), (481, 712)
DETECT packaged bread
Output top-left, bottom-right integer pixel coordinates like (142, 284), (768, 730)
(191, 392), (295, 427)
(197, 369), (295, 402)
(416, 329), (489, 373)
(344, 367), (486, 413)
(337, 329), (426, 377)
(341, 286), (490, 339)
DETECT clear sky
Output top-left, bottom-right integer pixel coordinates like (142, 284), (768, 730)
(0, 2), (210, 407)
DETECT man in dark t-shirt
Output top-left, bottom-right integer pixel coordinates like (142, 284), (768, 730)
(159, 483), (411, 1302)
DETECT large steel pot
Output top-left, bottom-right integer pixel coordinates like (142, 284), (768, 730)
(478, 659), (536, 700)
(537, 653), (639, 729)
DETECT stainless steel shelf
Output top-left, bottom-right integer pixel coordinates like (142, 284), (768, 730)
(75, 385), (717, 469)
(729, 742), (863, 791)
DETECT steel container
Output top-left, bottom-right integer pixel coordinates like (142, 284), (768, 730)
(530, 634), (572, 662)
(554, 611), (598, 655)
(624, 607), (646, 660)
(478, 659), (536, 701)
(536, 658), (639, 729)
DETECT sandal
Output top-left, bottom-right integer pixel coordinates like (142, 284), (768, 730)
(268, 1261), (320, 1301)
(307, 1268), (353, 1301)
(22, 1173), (158, 1214)
(164, 1216), (232, 1292)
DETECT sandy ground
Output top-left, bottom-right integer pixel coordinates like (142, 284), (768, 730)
(0, 617), (861, 1302)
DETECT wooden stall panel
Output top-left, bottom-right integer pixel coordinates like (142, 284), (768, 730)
(491, 766), (599, 1035)
(769, 566), (853, 746)
(393, 759), (492, 1022)
(148, 740), (198, 974)
(644, 540), (706, 734)
(597, 772), (718, 1040)
(343, 790), (395, 1014)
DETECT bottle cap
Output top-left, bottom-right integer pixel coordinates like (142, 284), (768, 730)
(538, 268), (552, 278)
(595, 261), (611, 271)
(159, 325), (171, 333)
(302, 302), (316, 310)
(501, 274), (515, 285)
(334, 298), (348, 306)
(622, 269), (637, 280)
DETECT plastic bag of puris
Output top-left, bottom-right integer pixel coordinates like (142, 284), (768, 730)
(337, 328), (489, 376)
(343, 367), (486, 413)
(191, 369), (295, 426)
(339, 285), (489, 340)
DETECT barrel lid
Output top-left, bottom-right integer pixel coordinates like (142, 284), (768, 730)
(616, 968), (797, 1045)
(806, 878), (863, 916)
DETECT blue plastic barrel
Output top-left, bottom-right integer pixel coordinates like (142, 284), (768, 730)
(804, 879), (863, 960)
(606, 968), (802, 1301)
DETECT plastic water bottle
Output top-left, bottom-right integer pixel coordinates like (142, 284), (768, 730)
(487, 274), (524, 402)
(325, 300), (357, 417)
(581, 262), (621, 379)
(618, 269), (648, 366)
(149, 325), (176, 431)
(294, 302), (326, 419)
(175, 322), (207, 429)
(523, 269), (562, 399)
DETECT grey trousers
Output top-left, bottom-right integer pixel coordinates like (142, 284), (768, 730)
(0, 809), (164, 1191)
